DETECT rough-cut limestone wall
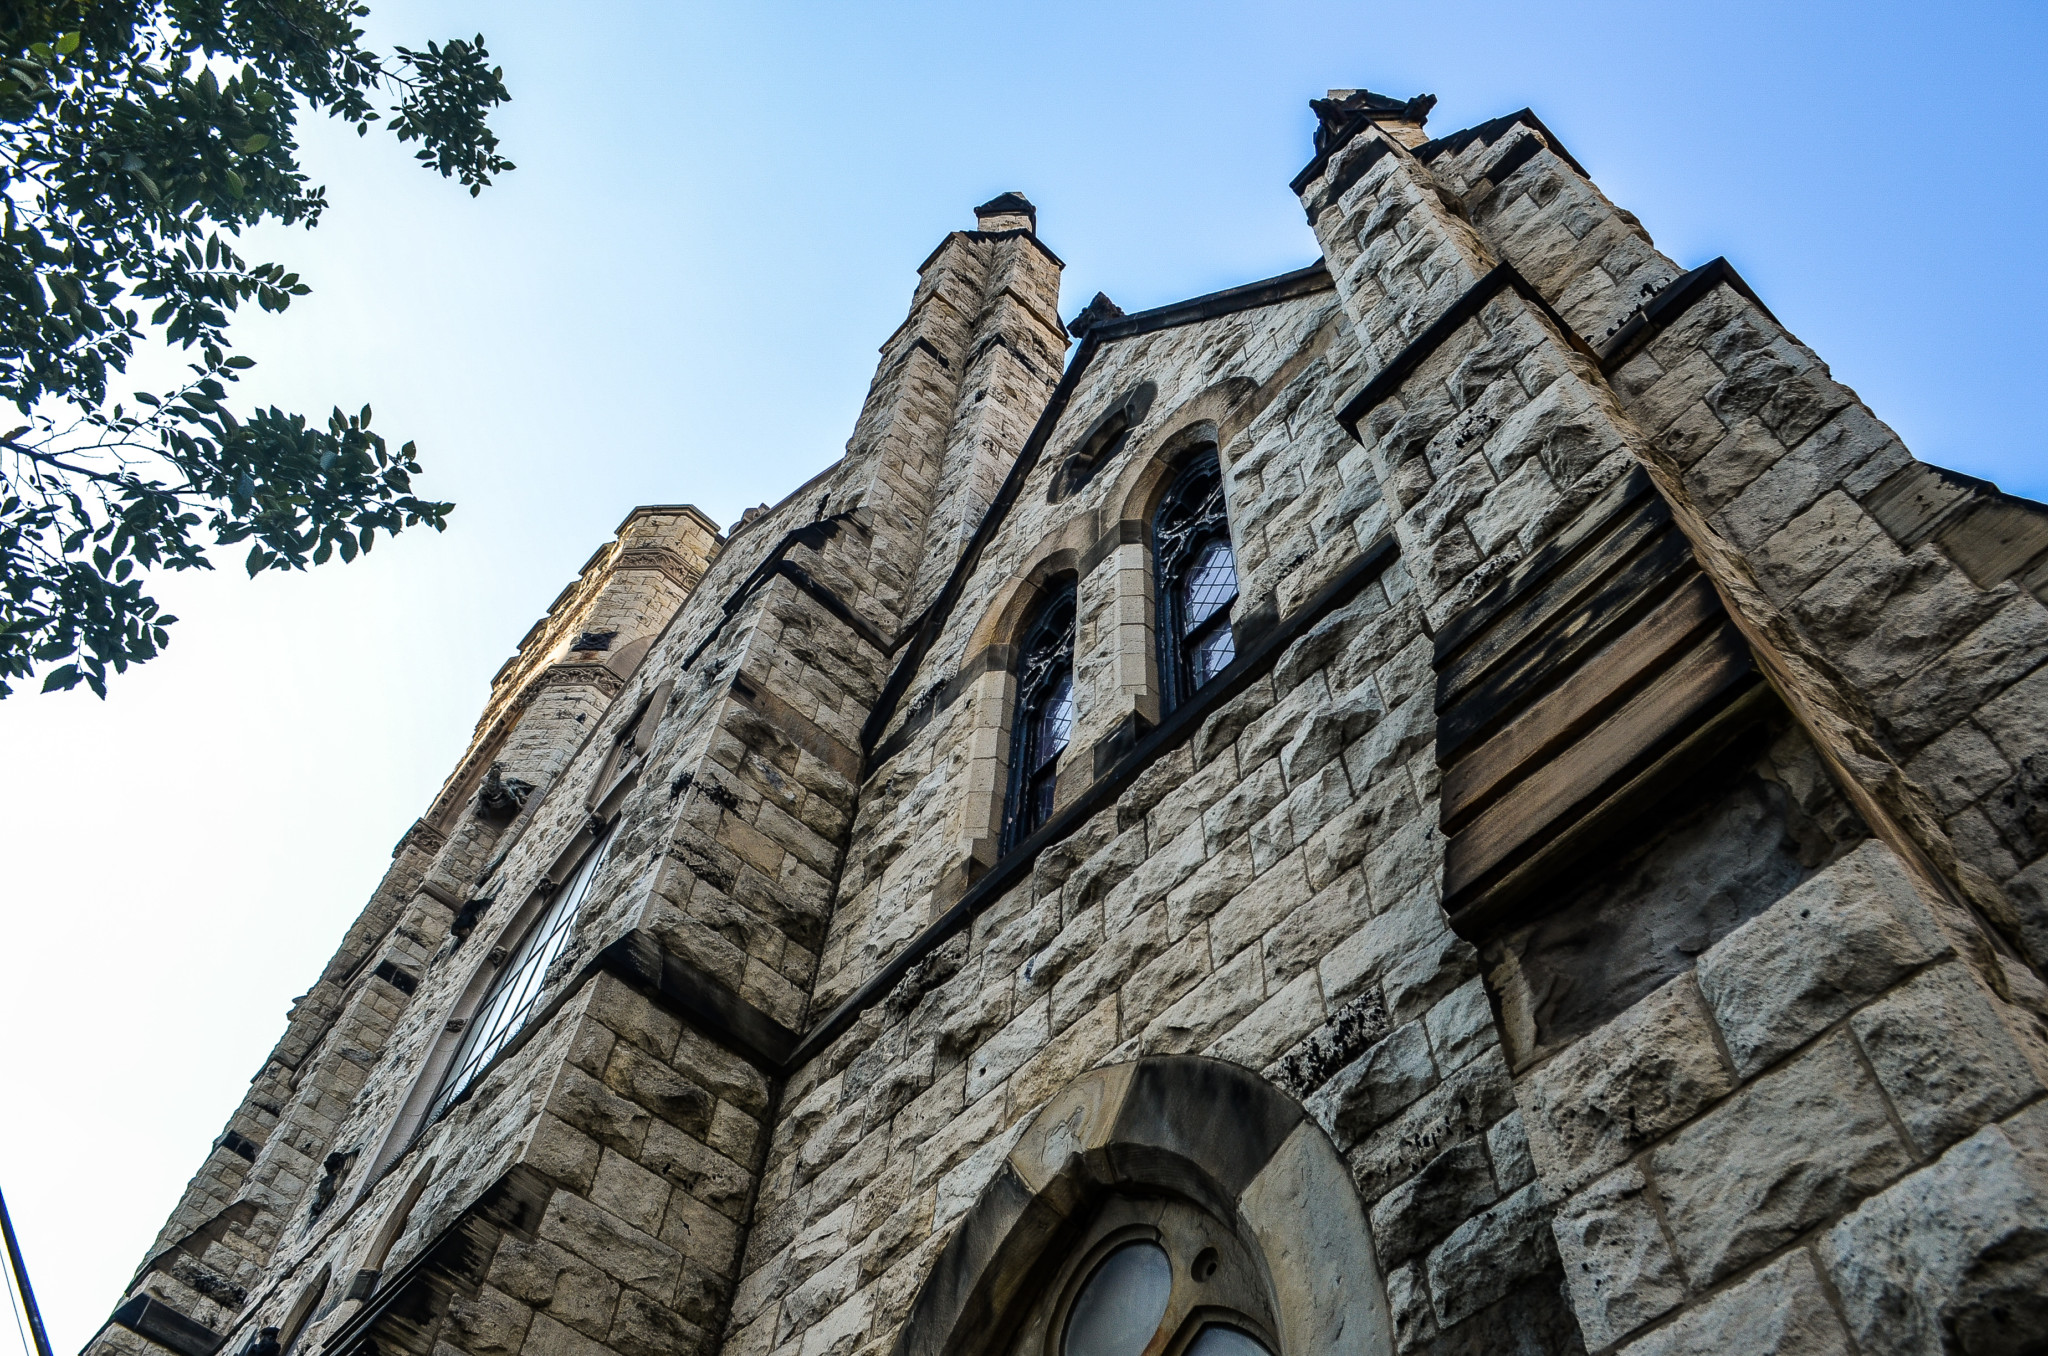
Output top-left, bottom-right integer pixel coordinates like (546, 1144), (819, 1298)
(1294, 115), (2048, 1352)
(95, 207), (1071, 1356)
(1424, 116), (2048, 972)
(905, 237), (1069, 616)
(95, 111), (2048, 1356)
(823, 288), (1375, 1019)
(1521, 838), (2048, 1356)
(96, 509), (729, 1345)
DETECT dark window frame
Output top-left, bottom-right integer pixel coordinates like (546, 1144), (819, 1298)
(1001, 579), (1078, 855)
(1154, 448), (1239, 714)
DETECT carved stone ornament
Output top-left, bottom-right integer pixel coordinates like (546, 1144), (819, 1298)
(477, 764), (535, 820)
(1066, 291), (1126, 339)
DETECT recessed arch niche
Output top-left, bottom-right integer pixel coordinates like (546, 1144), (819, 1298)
(893, 1056), (1392, 1356)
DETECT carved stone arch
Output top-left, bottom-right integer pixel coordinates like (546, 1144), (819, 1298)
(953, 541), (1086, 884)
(894, 1056), (1393, 1356)
(965, 538), (1089, 659)
(1101, 376), (1259, 527)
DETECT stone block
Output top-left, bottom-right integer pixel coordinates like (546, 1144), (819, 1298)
(539, 1190), (682, 1299)
(1210, 965), (1327, 1070)
(1305, 1019), (1439, 1151)
(1519, 974), (1736, 1196)
(965, 997), (1049, 1103)
(1423, 978), (1499, 1074)
(1208, 853), (1313, 967)
(1908, 721), (2015, 818)
(1424, 1182), (1555, 1327)
(1550, 1163), (1685, 1349)
(1368, 1139), (1498, 1267)
(547, 1066), (653, 1159)
(589, 1149), (671, 1236)
(1010, 992), (1119, 1112)
(641, 1121), (754, 1221)
(445, 1284), (534, 1356)
(1143, 943), (1263, 1055)
(1850, 961), (2047, 1156)
(1616, 1251), (1848, 1356)
(1348, 1051), (1517, 1203)
(487, 1239), (620, 1339)
(1652, 1031), (1909, 1284)
(1485, 1112), (1535, 1194)
(1753, 490), (1883, 602)
(523, 1114), (604, 1195)
(608, 1288), (709, 1356)
(1695, 839), (1948, 1078)
(1820, 1103), (2048, 1356)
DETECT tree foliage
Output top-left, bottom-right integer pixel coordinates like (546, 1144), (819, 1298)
(0, 0), (511, 696)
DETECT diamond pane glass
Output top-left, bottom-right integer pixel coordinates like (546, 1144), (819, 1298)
(1181, 538), (1237, 633)
(1035, 673), (1074, 772)
(1062, 1241), (1172, 1356)
(1190, 620), (1235, 688)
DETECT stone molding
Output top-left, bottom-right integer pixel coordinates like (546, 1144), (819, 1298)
(893, 1056), (1391, 1356)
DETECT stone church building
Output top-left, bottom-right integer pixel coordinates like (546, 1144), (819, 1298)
(91, 89), (2048, 1356)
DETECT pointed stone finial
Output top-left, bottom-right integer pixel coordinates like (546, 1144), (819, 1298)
(1066, 292), (1125, 339)
(974, 191), (1037, 233)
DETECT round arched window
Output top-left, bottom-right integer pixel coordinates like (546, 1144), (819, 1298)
(1022, 1195), (1280, 1356)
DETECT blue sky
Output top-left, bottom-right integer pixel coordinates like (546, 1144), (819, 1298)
(2, 1), (2043, 1348)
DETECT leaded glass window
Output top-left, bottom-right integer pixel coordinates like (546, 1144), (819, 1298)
(1155, 450), (1238, 712)
(1003, 581), (1077, 854)
(426, 831), (610, 1122)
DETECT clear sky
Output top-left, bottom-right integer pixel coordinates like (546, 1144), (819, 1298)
(2, 1), (2042, 1349)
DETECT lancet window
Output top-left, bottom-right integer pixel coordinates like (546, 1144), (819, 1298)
(1002, 580), (1077, 853)
(425, 828), (611, 1122)
(1154, 449), (1238, 712)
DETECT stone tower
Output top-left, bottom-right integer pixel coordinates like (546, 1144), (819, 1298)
(92, 94), (2048, 1356)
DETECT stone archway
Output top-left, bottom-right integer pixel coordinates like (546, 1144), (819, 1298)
(894, 1056), (1394, 1356)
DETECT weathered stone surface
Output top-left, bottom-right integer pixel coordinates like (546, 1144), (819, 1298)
(1617, 1251), (1849, 1356)
(1550, 1164), (1685, 1350)
(1349, 1053), (1518, 1203)
(1851, 961), (2047, 1156)
(1821, 1104), (2048, 1356)
(1305, 1019), (1439, 1151)
(1369, 1139), (1499, 1267)
(1653, 1032), (1910, 1284)
(97, 100), (2048, 1356)
(1519, 975), (1736, 1196)
(1695, 840), (1946, 1078)
(1424, 1183), (1556, 1327)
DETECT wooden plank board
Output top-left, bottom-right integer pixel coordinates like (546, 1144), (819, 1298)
(1434, 464), (1653, 666)
(1444, 682), (1779, 940)
(1437, 529), (1699, 763)
(1436, 495), (1674, 713)
(1441, 573), (1725, 832)
(1444, 621), (1756, 898)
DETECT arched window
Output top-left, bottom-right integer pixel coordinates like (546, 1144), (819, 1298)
(1154, 450), (1238, 713)
(1046, 1201), (1278, 1356)
(423, 828), (612, 1123)
(1002, 581), (1077, 853)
